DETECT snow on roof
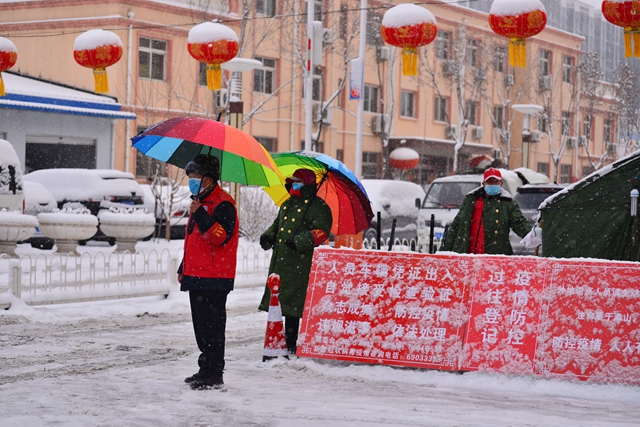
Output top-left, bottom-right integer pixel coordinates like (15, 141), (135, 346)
(0, 36), (16, 52)
(361, 179), (425, 219)
(74, 29), (122, 51)
(490, 0), (546, 16)
(0, 73), (135, 119)
(381, 4), (436, 28)
(188, 22), (238, 43)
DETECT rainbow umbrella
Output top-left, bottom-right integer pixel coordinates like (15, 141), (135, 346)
(131, 116), (283, 187)
(265, 150), (373, 235)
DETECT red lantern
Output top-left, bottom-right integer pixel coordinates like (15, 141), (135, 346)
(602, 0), (640, 58)
(0, 37), (17, 97)
(73, 30), (123, 93)
(389, 147), (420, 170)
(188, 22), (239, 91)
(489, 0), (547, 68)
(381, 4), (437, 76)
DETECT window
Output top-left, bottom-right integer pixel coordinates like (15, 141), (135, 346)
(493, 105), (504, 129)
(537, 109), (549, 133)
(465, 100), (479, 126)
(366, 13), (382, 45)
(539, 49), (551, 76)
(362, 151), (379, 179)
(604, 118), (612, 143)
(467, 39), (479, 67)
(494, 46), (506, 73)
(139, 37), (166, 80)
(254, 57), (275, 94)
(255, 136), (276, 153)
(583, 114), (592, 140)
(537, 162), (549, 177)
(301, 140), (324, 153)
(304, 0), (323, 21)
(400, 91), (415, 118)
(336, 149), (344, 163)
(339, 4), (348, 39)
(560, 164), (572, 184)
(136, 127), (166, 178)
(363, 85), (379, 113)
(198, 62), (207, 86)
(562, 55), (574, 84)
(436, 31), (450, 60)
(434, 96), (448, 122)
(583, 165), (595, 177)
(256, 0), (276, 16)
(312, 66), (323, 101)
(215, 90), (228, 108)
(562, 111), (571, 135)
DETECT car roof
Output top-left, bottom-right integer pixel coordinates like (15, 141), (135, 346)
(516, 183), (567, 193)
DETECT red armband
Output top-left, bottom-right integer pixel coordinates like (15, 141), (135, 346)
(311, 229), (328, 246)
(209, 222), (228, 246)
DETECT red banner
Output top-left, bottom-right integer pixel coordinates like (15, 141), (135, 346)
(298, 249), (640, 384)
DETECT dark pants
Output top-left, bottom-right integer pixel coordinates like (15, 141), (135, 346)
(189, 290), (230, 378)
(284, 316), (300, 354)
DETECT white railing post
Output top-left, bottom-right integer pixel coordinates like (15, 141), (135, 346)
(9, 258), (22, 299)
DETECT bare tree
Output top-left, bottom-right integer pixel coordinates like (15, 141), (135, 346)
(612, 60), (640, 157)
(238, 186), (278, 241)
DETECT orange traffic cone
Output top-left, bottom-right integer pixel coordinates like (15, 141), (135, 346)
(262, 273), (289, 361)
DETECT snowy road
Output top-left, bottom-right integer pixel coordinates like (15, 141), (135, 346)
(1, 287), (640, 427)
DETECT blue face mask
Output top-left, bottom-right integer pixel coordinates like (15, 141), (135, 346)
(292, 182), (304, 190)
(485, 185), (501, 196)
(189, 178), (202, 195)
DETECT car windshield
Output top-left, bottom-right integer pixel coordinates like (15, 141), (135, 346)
(422, 182), (480, 209)
(514, 191), (558, 209)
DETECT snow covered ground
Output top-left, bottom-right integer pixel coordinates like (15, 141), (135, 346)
(2, 241), (640, 426)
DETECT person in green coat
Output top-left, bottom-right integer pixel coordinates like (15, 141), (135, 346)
(258, 168), (333, 354)
(443, 168), (531, 255)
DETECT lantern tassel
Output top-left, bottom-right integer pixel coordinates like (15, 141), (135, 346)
(401, 48), (418, 76)
(93, 68), (109, 93)
(509, 38), (526, 68)
(0, 73), (5, 97)
(634, 31), (640, 58)
(625, 28), (633, 58)
(206, 63), (222, 91)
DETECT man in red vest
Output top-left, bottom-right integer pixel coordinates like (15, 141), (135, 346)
(178, 154), (239, 390)
(443, 168), (530, 254)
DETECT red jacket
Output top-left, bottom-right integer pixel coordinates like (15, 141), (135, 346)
(179, 184), (238, 291)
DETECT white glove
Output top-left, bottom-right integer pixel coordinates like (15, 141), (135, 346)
(520, 227), (542, 249)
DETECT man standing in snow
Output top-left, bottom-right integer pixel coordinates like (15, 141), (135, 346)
(258, 168), (332, 356)
(178, 154), (238, 390)
(443, 168), (530, 254)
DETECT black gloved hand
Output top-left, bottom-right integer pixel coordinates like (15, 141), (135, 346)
(284, 238), (296, 251)
(260, 235), (274, 250)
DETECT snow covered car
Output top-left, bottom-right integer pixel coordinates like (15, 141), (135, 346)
(23, 169), (146, 244)
(140, 184), (190, 240)
(0, 139), (24, 213)
(360, 179), (426, 250)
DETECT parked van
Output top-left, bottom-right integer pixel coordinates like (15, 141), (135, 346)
(0, 139), (24, 213)
(416, 168), (549, 253)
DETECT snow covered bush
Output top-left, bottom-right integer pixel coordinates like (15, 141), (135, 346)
(239, 186), (278, 242)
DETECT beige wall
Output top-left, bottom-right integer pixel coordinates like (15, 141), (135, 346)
(0, 0), (614, 184)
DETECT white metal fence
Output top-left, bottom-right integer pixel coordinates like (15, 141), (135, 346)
(0, 244), (272, 310)
(361, 236), (443, 252)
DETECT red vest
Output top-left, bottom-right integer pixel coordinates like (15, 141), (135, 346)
(182, 185), (238, 283)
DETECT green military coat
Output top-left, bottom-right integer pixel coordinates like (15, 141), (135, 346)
(443, 187), (531, 255)
(258, 185), (333, 318)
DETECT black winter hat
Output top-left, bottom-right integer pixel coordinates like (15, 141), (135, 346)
(185, 154), (220, 181)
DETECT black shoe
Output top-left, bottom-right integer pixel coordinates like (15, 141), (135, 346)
(190, 375), (224, 390)
(184, 372), (201, 384)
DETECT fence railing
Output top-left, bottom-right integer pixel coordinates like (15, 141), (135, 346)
(0, 244), (272, 309)
(361, 236), (443, 252)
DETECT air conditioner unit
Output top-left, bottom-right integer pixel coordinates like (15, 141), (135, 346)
(475, 69), (487, 81)
(472, 127), (484, 139)
(539, 75), (552, 91)
(566, 136), (578, 148)
(530, 130), (541, 142)
(442, 62), (454, 77)
(504, 74), (514, 87)
(607, 143), (618, 154)
(445, 125), (459, 140)
(578, 135), (588, 146)
(371, 114), (390, 134)
(313, 103), (333, 125)
(377, 46), (392, 62)
(493, 149), (503, 160)
(500, 131), (510, 143)
(322, 28), (334, 45)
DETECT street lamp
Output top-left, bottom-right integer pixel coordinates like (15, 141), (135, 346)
(220, 58), (262, 206)
(512, 104), (543, 169)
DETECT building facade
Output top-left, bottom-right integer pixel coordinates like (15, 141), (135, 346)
(0, 0), (617, 187)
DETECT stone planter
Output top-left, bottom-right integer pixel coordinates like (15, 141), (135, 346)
(0, 211), (37, 257)
(37, 212), (98, 255)
(99, 210), (155, 253)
